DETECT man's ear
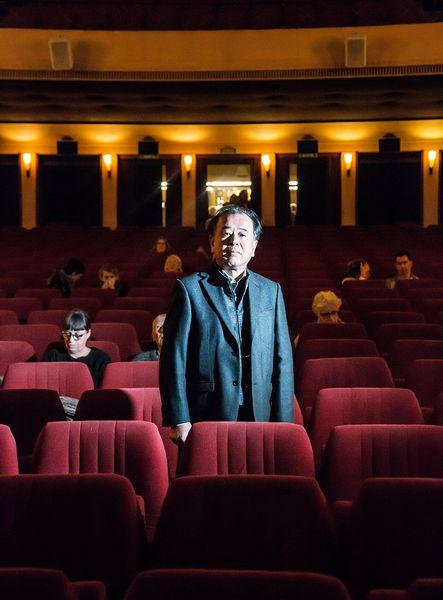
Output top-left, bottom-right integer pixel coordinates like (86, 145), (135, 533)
(252, 239), (258, 257)
(209, 235), (215, 252)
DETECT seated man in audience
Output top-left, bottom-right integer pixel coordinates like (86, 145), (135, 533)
(132, 313), (166, 361)
(342, 258), (371, 283)
(47, 257), (85, 297)
(294, 291), (343, 347)
(385, 251), (418, 289)
(43, 309), (111, 417)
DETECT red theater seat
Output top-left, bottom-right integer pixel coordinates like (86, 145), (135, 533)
(153, 476), (335, 572)
(375, 323), (443, 356)
(71, 288), (117, 308)
(365, 311), (426, 336)
(75, 387), (178, 479)
(0, 389), (65, 468)
(176, 422), (314, 477)
(2, 362), (94, 399)
(343, 478), (443, 597)
(27, 309), (66, 328)
(296, 339), (379, 384)
(434, 392), (443, 425)
(101, 361), (159, 388)
(406, 358), (443, 414)
(0, 298), (42, 322)
(0, 474), (139, 599)
(0, 324), (60, 360)
(15, 288), (61, 308)
(95, 310), (152, 340)
(0, 341), (35, 376)
(125, 570), (351, 600)
(113, 296), (168, 315)
(299, 357), (394, 421)
(297, 322), (368, 350)
(367, 579), (443, 600)
(0, 568), (106, 600)
(0, 310), (19, 326)
(389, 340), (443, 380)
(32, 420), (168, 541)
(87, 340), (120, 362)
(309, 388), (424, 468)
(322, 424), (443, 502)
(48, 297), (102, 320)
(91, 322), (141, 360)
(0, 424), (19, 475)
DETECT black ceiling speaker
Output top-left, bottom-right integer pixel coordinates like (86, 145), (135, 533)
(138, 138), (159, 157)
(57, 137), (78, 155)
(297, 137), (318, 157)
(379, 134), (400, 153)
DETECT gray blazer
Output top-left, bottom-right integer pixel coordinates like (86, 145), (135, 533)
(159, 265), (294, 426)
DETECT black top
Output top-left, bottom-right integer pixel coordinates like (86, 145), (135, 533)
(43, 346), (111, 388)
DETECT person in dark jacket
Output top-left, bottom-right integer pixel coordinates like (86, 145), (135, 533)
(160, 204), (294, 445)
(47, 257), (85, 297)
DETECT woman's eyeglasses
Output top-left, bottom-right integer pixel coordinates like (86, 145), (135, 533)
(62, 330), (87, 341)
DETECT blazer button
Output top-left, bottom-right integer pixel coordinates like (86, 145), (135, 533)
(232, 380), (239, 386)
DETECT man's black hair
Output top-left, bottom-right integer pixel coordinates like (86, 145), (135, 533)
(395, 251), (413, 261)
(207, 204), (263, 240)
(64, 257), (85, 275)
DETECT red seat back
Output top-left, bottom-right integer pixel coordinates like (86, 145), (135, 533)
(0, 324), (60, 360)
(100, 362), (159, 388)
(153, 476), (335, 572)
(375, 323), (443, 355)
(405, 358), (443, 409)
(389, 340), (443, 380)
(91, 323), (141, 360)
(2, 362), (94, 398)
(345, 478), (443, 595)
(27, 310), (66, 328)
(0, 474), (139, 598)
(0, 341), (35, 376)
(95, 310), (152, 339)
(309, 387), (424, 468)
(177, 422), (314, 477)
(299, 357), (394, 420)
(32, 420), (168, 541)
(322, 424), (443, 501)
(0, 425), (18, 475)
(0, 389), (65, 459)
(125, 570), (351, 600)
(48, 297), (102, 320)
(87, 340), (120, 362)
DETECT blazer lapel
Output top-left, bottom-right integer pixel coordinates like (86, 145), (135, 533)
(249, 271), (274, 341)
(199, 270), (239, 346)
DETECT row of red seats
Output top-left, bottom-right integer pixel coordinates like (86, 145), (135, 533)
(2, 384), (443, 477)
(0, 467), (440, 599)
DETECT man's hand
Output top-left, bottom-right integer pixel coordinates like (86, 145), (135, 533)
(169, 422), (192, 444)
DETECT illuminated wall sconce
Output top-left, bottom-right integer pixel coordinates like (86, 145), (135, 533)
(183, 154), (193, 176)
(102, 154), (112, 178)
(261, 154), (271, 176)
(428, 149), (437, 174)
(343, 152), (353, 175)
(22, 153), (32, 177)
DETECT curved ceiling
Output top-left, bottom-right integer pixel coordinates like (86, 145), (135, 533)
(0, 75), (442, 124)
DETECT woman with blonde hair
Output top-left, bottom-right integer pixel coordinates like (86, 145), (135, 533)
(164, 254), (183, 273)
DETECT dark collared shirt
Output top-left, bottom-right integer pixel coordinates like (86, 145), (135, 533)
(214, 263), (252, 407)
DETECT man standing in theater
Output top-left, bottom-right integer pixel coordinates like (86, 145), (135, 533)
(160, 204), (294, 444)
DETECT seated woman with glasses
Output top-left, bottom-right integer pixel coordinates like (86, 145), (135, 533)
(43, 308), (111, 388)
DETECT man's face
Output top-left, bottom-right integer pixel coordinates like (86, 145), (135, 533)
(152, 315), (166, 349)
(395, 255), (413, 278)
(210, 213), (258, 274)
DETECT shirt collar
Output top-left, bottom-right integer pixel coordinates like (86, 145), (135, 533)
(213, 261), (248, 286)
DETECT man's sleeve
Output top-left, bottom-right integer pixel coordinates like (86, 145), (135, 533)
(159, 280), (192, 427)
(270, 283), (295, 422)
